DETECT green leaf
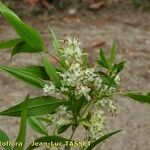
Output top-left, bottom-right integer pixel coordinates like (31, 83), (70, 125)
(26, 135), (72, 150)
(17, 66), (50, 80)
(102, 75), (117, 88)
(125, 93), (150, 104)
(85, 130), (121, 150)
(109, 42), (117, 65)
(98, 49), (109, 69)
(38, 116), (52, 124)
(49, 28), (66, 68)
(0, 65), (45, 88)
(112, 61), (125, 74)
(57, 124), (71, 134)
(28, 116), (48, 136)
(0, 38), (22, 49)
(14, 95), (28, 150)
(68, 95), (78, 117)
(11, 41), (40, 56)
(0, 129), (12, 150)
(42, 55), (61, 88)
(0, 96), (67, 117)
(76, 96), (87, 115)
(0, 2), (20, 19)
(0, 2), (45, 54)
(50, 28), (60, 51)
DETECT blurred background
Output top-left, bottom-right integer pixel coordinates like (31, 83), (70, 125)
(0, 0), (150, 150)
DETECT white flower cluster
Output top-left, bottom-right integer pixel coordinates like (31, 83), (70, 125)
(59, 63), (100, 101)
(43, 40), (97, 101)
(60, 37), (84, 63)
(43, 83), (55, 95)
(89, 110), (104, 140)
(42, 37), (120, 140)
(43, 37), (120, 101)
(99, 99), (118, 114)
(88, 99), (117, 140)
(50, 105), (72, 127)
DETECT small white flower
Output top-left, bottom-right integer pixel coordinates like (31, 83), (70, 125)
(99, 99), (118, 114)
(43, 84), (51, 93)
(109, 87), (116, 93)
(51, 105), (72, 127)
(60, 86), (69, 92)
(94, 77), (102, 89)
(84, 68), (96, 82)
(114, 75), (120, 85)
(60, 37), (84, 64)
(70, 63), (80, 70)
(57, 105), (67, 113)
(89, 110), (104, 140)
(43, 83), (56, 95)
(77, 85), (91, 100)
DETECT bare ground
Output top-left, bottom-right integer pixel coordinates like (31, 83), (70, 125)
(0, 4), (150, 150)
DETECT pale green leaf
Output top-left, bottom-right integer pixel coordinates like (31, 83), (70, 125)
(109, 41), (117, 64)
(50, 28), (60, 51)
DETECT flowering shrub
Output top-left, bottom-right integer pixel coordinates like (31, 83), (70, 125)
(42, 37), (120, 141)
(0, 1), (150, 150)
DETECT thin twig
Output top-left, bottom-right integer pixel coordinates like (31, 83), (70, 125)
(105, 90), (149, 97)
(45, 51), (66, 68)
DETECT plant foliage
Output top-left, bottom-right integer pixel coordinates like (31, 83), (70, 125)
(0, 2), (149, 150)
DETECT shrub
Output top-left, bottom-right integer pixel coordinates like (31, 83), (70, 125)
(0, 1), (149, 150)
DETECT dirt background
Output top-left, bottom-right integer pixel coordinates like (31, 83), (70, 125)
(0, 1), (150, 150)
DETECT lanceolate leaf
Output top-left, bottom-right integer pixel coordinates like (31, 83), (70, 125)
(76, 96), (87, 115)
(109, 41), (117, 65)
(0, 38), (22, 49)
(102, 74), (117, 88)
(0, 65), (45, 88)
(0, 2), (20, 19)
(0, 96), (67, 117)
(85, 130), (121, 150)
(125, 93), (150, 104)
(42, 55), (61, 88)
(17, 66), (50, 80)
(0, 129), (12, 150)
(97, 60), (108, 69)
(112, 61), (125, 74)
(38, 116), (52, 124)
(0, 1), (45, 54)
(49, 28), (67, 67)
(69, 95), (78, 117)
(26, 135), (72, 150)
(14, 95), (28, 150)
(99, 49), (109, 69)
(28, 116), (48, 136)
(11, 41), (40, 56)
(50, 28), (60, 51)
